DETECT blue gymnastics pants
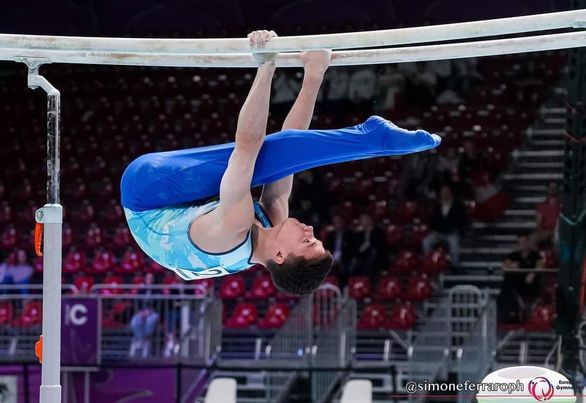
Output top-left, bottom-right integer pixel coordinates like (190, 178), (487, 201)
(120, 116), (441, 212)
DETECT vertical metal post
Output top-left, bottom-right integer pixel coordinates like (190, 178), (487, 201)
(28, 64), (63, 403)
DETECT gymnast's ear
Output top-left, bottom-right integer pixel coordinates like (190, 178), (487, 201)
(273, 250), (285, 265)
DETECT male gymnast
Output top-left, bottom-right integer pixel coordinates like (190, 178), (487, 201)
(120, 30), (441, 296)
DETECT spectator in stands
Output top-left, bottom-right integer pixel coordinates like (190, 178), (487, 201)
(457, 139), (486, 198)
(324, 215), (357, 281)
(129, 273), (160, 358)
(290, 171), (331, 229)
(497, 235), (542, 323)
(375, 65), (406, 116)
(406, 62), (437, 107)
(352, 213), (386, 277)
(435, 147), (459, 187)
(530, 182), (561, 248)
(324, 67), (350, 113)
(436, 81), (463, 105)
(0, 250), (33, 295)
(348, 66), (377, 109)
(398, 153), (435, 199)
(271, 71), (299, 115)
(422, 185), (469, 266)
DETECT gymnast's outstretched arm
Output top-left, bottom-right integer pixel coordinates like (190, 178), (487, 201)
(190, 30), (276, 252)
(259, 50), (331, 224)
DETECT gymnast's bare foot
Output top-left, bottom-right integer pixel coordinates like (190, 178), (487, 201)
(248, 30), (278, 66)
(301, 50), (331, 78)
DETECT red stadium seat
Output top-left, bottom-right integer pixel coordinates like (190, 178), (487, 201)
(63, 250), (87, 274)
(0, 202), (12, 224)
(102, 301), (131, 329)
(13, 300), (42, 328)
(403, 274), (433, 301)
(190, 278), (214, 297)
(34, 255), (43, 274)
(394, 200), (418, 224)
(247, 274), (276, 300)
(101, 274), (124, 295)
(347, 276), (372, 300)
(73, 275), (95, 294)
(357, 304), (386, 330)
(389, 250), (419, 274)
(421, 249), (450, 275)
(71, 201), (94, 225)
(219, 275), (245, 299)
(62, 225), (74, 249)
(258, 303), (289, 329)
(374, 276), (402, 301)
(538, 248), (557, 269)
(525, 304), (555, 332)
(385, 302), (417, 330)
(0, 226), (19, 251)
(90, 250), (116, 274)
(112, 226), (132, 251)
(225, 303), (258, 328)
(145, 258), (167, 274)
(323, 275), (340, 288)
(117, 248), (145, 274)
(162, 273), (182, 295)
(83, 223), (104, 249)
(0, 301), (13, 326)
(384, 224), (403, 247)
(405, 220), (429, 249)
(100, 199), (125, 225)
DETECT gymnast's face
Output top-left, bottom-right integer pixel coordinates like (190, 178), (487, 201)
(274, 218), (326, 261)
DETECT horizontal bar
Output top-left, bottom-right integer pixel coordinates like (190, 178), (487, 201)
(0, 9), (585, 55)
(3, 30), (584, 68)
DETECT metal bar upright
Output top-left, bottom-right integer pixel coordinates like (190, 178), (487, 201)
(28, 64), (63, 403)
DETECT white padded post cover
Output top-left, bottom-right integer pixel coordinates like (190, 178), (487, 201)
(203, 378), (237, 403)
(341, 380), (372, 403)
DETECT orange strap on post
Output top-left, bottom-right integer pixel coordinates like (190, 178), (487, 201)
(35, 335), (43, 363)
(34, 223), (43, 257)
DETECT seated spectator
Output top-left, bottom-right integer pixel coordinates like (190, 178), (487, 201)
(406, 62), (437, 107)
(457, 140), (486, 198)
(351, 213), (386, 277)
(348, 67), (377, 109)
(2, 250), (33, 295)
(375, 65), (406, 116)
(129, 273), (160, 358)
(497, 235), (542, 323)
(324, 215), (357, 281)
(271, 71), (299, 115)
(324, 67), (350, 114)
(530, 182), (561, 248)
(422, 185), (468, 266)
(129, 308), (159, 359)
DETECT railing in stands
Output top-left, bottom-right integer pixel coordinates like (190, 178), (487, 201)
(456, 301), (497, 403)
(265, 296), (312, 403)
(311, 299), (357, 403)
(0, 285), (218, 365)
(407, 286), (489, 403)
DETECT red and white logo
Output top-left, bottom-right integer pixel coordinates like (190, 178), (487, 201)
(528, 376), (555, 401)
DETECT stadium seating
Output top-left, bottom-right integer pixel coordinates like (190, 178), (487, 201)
(347, 276), (372, 301)
(374, 276), (401, 301)
(385, 302), (417, 330)
(224, 303), (258, 328)
(220, 275), (246, 300)
(0, 302), (14, 326)
(357, 304), (386, 330)
(258, 303), (289, 329)
(12, 300), (42, 328)
(247, 274), (276, 300)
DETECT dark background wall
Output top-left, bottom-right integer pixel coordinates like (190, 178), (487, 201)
(0, 0), (571, 37)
